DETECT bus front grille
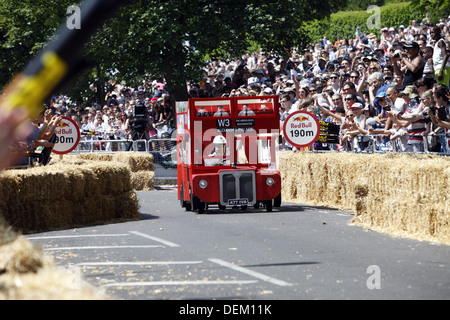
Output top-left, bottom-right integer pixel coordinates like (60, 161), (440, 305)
(219, 171), (256, 206)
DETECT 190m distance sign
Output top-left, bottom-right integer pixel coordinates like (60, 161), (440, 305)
(52, 116), (80, 155)
(283, 111), (320, 148)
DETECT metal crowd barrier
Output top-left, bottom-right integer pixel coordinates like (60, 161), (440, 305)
(6, 133), (448, 174)
(309, 133), (449, 155)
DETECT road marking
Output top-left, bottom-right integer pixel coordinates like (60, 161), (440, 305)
(129, 231), (180, 247)
(44, 245), (163, 251)
(103, 280), (258, 288)
(77, 261), (203, 266)
(26, 234), (129, 240)
(209, 258), (293, 287)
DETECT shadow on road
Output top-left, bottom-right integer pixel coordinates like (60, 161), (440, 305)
(196, 203), (346, 216)
(139, 212), (161, 220)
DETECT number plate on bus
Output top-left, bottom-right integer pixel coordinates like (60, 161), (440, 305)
(228, 199), (249, 205)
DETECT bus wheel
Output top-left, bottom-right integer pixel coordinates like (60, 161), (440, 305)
(180, 185), (191, 211)
(274, 193), (281, 207)
(191, 195), (198, 210)
(265, 200), (273, 212)
(192, 196), (205, 214)
(198, 201), (206, 214)
(218, 204), (226, 211)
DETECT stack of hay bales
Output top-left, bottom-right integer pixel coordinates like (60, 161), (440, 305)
(279, 152), (368, 210)
(0, 159), (140, 234)
(279, 152), (450, 245)
(0, 223), (105, 299)
(77, 152), (155, 190)
(111, 153), (155, 191)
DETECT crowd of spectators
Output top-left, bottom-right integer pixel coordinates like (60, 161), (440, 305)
(189, 16), (450, 154)
(45, 78), (175, 153)
(10, 77), (176, 167)
(20, 15), (450, 165)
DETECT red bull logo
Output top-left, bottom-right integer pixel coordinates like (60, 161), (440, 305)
(291, 115), (312, 128)
(57, 121), (70, 128)
(56, 121), (73, 134)
(292, 115), (308, 123)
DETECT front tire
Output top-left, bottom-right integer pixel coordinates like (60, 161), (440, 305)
(192, 196), (205, 214)
(265, 200), (273, 212)
(274, 193), (281, 207)
(198, 201), (206, 214)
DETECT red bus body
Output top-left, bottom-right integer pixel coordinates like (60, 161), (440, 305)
(176, 96), (281, 213)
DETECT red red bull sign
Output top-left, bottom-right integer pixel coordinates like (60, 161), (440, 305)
(52, 116), (80, 154)
(283, 111), (320, 148)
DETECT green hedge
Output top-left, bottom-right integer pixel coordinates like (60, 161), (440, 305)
(303, 2), (436, 43)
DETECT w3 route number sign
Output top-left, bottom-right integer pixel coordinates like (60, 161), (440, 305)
(52, 116), (80, 155)
(283, 111), (320, 148)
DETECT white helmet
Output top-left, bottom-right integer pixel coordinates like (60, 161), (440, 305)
(213, 135), (227, 145)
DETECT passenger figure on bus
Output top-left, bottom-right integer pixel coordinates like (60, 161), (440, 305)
(213, 105), (230, 116)
(204, 135), (230, 166)
(257, 103), (272, 114)
(238, 104), (255, 116)
(196, 106), (210, 117)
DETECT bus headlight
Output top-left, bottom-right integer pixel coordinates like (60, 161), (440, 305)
(266, 177), (275, 186)
(199, 180), (208, 189)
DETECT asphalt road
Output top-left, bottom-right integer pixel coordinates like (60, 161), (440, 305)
(26, 188), (450, 301)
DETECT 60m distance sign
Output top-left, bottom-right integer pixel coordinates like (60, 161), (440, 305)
(283, 111), (320, 148)
(52, 116), (80, 155)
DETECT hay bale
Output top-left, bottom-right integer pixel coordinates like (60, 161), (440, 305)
(82, 161), (132, 195)
(0, 160), (140, 234)
(130, 171), (155, 191)
(280, 152), (369, 209)
(279, 152), (450, 245)
(0, 225), (105, 300)
(112, 152), (154, 172)
(51, 152), (156, 190)
(76, 153), (113, 162)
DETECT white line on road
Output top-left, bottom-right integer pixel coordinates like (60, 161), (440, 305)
(77, 261), (203, 266)
(26, 234), (129, 240)
(103, 280), (258, 288)
(44, 245), (163, 251)
(129, 231), (180, 247)
(209, 258), (293, 287)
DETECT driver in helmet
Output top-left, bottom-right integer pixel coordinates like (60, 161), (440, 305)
(204, 135), (230, 166)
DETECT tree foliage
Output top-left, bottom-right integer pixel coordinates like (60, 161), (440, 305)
(411, 0), (450, 11)
(0, 0), (347, 102)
